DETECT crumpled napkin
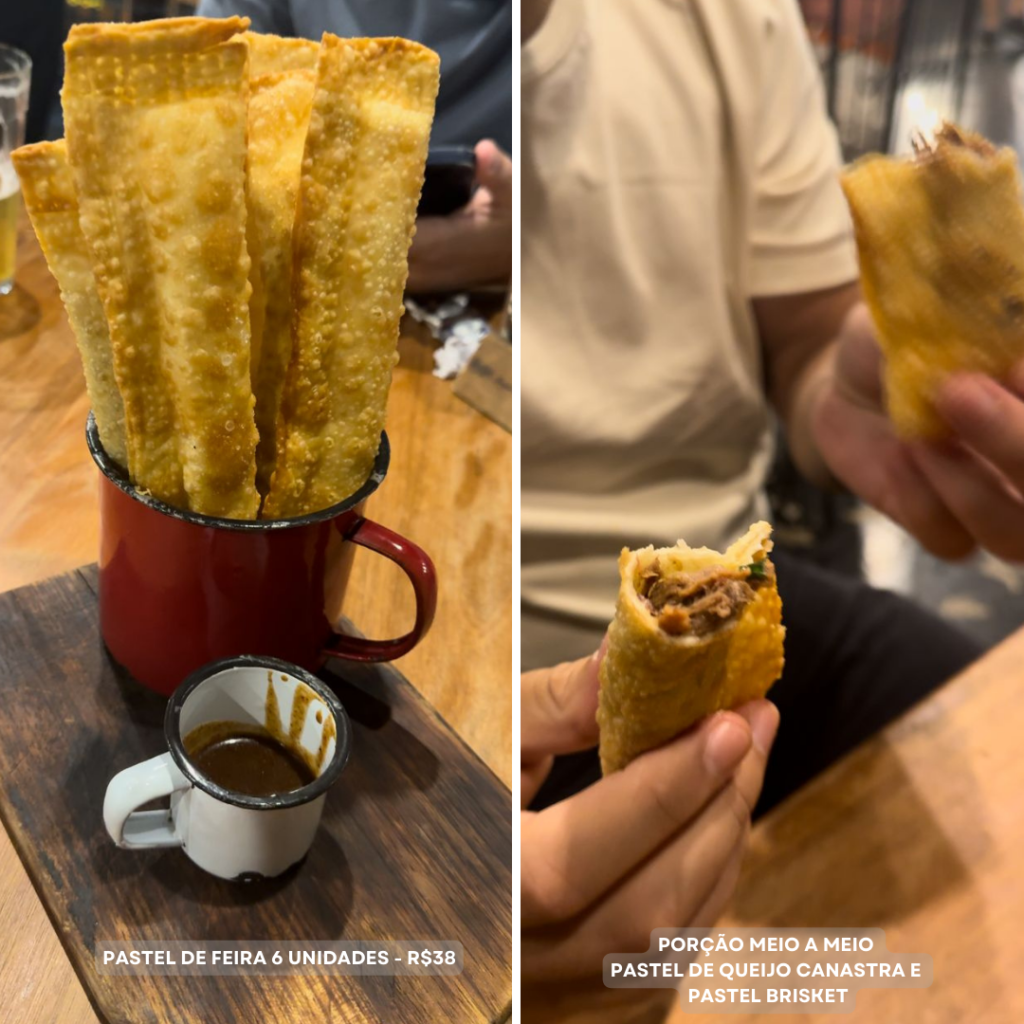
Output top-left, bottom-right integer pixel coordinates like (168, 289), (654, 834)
(405, 294), (490, 379)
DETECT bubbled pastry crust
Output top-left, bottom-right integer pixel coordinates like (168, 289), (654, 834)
(598, 522), (785, 775)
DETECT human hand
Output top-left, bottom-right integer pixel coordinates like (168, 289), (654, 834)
(521, 645), (779, 1023)
(406, 139), (512, 293)
(814, 302), (1024, 562)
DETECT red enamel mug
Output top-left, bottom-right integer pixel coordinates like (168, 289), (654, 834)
(87, 416), (437, 696)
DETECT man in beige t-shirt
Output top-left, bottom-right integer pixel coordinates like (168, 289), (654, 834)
(522, 0), (855, 622)
(520, 0), (1024, 1018)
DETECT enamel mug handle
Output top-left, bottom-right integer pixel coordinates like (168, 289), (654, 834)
(103, 752), (190, 849)
(323, 516), (438, 662)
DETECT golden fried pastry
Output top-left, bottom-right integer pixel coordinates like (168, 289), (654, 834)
(12, 139), (128, 467)
(239, 33), (317, 407)
(246, 68), (316, 496)
(263, 35), (439, 518)
(62, 17), (260, 517)
(598, 522), (785, 775)
(244, 31), (319, 76)
(16, 18), (439, 522)
(842, 123), (1024, 439)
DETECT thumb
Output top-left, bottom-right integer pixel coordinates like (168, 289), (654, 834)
(474, 139), (512, 203)
(521, 636), (606, 765)
(835, 303), (884, 409)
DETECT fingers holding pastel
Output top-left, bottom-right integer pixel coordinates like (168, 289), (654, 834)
(911, 440), (1024, 563)
(835, 303), (886, 409)
(814, 386), (976, 560)
(520, 643), (605, 806)
(521, 641), (605, 761)
(911, 367), (1024, 563)
(522, 700), (778, 980)
(523, 708), (751, 925)
(934, 372), (1024, 490)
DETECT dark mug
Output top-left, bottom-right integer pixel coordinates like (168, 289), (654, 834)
(87, 415), (437, 696)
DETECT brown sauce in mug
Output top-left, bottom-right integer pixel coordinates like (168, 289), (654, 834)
(186, 728), (314, 797)
(182, 672), (336, 798)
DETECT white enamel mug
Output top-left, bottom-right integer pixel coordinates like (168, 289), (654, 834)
(103, 656), (352, 881)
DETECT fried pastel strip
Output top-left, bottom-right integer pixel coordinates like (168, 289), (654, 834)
(842, 123), (1024, 439)
(598, 522), (785, 775)
(246, 69), (316, 496)
(244, 31), (319, 76)
(263, 35), (439, 518)
(238, 36), (318, 421)
(62, 17), (260, 518)
(12, 139), (128, 467)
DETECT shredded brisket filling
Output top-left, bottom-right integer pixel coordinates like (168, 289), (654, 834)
(638, 561), (771, 638)
(912, 122), (996, 161)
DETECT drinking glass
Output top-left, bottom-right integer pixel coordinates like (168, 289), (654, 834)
(0, 45), (31, 297)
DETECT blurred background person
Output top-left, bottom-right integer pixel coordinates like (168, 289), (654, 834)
(522, 0), (986, 816)
(196, 0), (512, 292)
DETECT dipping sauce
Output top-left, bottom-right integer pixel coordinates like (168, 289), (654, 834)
(184, 722), (316, 797)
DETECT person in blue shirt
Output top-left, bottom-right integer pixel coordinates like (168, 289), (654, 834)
(196, 0), (512, 293)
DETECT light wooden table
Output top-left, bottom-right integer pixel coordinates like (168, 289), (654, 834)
(0, 216), (511, 1023)
(669, 623), (1024, 1023)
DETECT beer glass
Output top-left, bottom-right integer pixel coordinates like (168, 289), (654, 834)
(0, 45), (31, 297)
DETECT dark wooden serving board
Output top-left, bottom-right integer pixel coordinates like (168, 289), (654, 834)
(0, 566), (512, 1024)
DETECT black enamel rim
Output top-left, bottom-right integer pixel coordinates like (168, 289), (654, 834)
(165, 655), (352, 810)
(85, 413), (389, 531)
